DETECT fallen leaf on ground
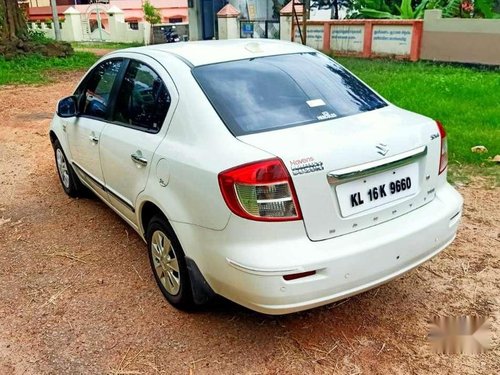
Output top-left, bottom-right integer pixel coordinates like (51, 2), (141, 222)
(471, 145), (488, 153)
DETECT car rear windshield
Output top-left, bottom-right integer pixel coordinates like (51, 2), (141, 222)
(192, 52), (387, 136)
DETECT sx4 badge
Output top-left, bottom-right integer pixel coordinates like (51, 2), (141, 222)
(289, 157), (324, 176)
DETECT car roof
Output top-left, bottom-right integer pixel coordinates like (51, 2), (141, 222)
(123, 39), (315, 67)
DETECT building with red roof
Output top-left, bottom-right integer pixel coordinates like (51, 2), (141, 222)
(27, 0), (188, 27)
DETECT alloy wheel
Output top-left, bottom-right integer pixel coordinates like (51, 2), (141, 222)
(151, 230), (181, 295)
(56, 148), (70, 189)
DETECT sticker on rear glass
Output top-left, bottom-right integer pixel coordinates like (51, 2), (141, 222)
(289, 157), (324, 176)
(317, 111), (337, 121)
(306, 99), (326, 108)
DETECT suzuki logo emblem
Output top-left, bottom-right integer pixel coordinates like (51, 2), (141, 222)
(376, 143), (389, 156)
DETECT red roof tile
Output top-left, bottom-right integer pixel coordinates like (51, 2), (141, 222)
(217, 4), (240, 18)
(280, 1), (304, 15)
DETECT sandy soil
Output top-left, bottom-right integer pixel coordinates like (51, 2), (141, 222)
(0, 72), (498, 374)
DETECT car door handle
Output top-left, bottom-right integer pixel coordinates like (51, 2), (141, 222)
(89, 135), (99, 144)
(131, 152), (148, 167)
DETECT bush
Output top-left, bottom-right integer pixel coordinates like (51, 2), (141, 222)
(27, 28), (52, 44)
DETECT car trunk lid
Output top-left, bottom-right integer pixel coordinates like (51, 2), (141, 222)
(237, 106), (443, 241)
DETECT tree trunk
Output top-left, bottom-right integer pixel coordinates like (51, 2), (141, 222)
(1, 0), (73, 58)
(0, 0), (28, 43)
(330, 0), (339, 19)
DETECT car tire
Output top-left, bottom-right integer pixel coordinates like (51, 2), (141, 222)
(53, 139), (85, 198)
(146, 215), (195, 310)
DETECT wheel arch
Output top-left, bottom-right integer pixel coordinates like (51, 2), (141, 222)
(139, 200), (169, 237)
(49, 126), (72, 162)
(139, 199), (216, 305)
(49, 130), (58, 145)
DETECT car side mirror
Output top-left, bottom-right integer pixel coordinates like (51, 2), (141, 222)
(57, 96), (78, 118)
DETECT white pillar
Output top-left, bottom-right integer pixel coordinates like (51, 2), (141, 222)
(107, 6), (125, 23)
(280, 1), (302, 42)
(63, 7), (83, 42)
(107, 6), (125, 42)
(280, 15), (291, 41)
(423, 9), (443, 21)
(143, 23), (151, 45)
(217, 4), (240, 40)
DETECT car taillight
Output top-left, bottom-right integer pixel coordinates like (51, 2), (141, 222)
(436, 120), (448, 175)
(218, 158), (302, 221)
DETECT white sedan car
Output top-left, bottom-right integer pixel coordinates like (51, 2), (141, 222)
(50, 40), (463, 314)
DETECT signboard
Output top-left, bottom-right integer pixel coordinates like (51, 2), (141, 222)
(330, 25), (364, 53)
(247, 1), (257, 20)
(241, 22), (254, 35)
(305, 26), (324, 50)
(371, 25), (413, 55)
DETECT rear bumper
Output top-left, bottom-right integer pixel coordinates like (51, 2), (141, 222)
(174, 183), (463, 315)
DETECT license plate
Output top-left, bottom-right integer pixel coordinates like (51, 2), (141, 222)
(335, 163), (419, 217)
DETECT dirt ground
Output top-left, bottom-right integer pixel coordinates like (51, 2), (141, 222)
(0, 72), (498, 374)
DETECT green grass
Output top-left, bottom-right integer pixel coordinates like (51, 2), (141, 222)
(336, 57), (500, 167)
(0, 52), (99, 85)
(71, 41), (144, 50)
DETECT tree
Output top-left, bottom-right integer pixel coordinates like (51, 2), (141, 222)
(346, 0), (500, 18)
(0, 0), (28, 43)
(143, 1), (161, 24)
(272, 0), (284, 19)
(142, 0), (161, 44)
(311, 0), (350, 19)
(1, 0), (72, 57)
(357, 0), (431, 18)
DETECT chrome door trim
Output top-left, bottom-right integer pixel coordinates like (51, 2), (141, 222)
(72, 161), (106, 191)
(327, 145), (427, 184)
(72, 162), (135, 213)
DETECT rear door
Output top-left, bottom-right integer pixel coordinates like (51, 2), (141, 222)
(66, 59), (124, 199)
(99, 57), (177, 223)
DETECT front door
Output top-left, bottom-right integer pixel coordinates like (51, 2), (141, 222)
(65, 59), (124, 198)
(99, 58), (175, 224)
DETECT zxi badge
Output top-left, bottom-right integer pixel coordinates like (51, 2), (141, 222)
(376, 143), (389, 156)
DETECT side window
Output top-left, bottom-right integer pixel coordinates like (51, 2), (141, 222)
(113, 60), (171, 132)
(79, 59), (123, 120)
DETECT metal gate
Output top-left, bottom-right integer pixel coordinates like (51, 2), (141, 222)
(82, 2), (110, 42)
(240, 20), (280, 39)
